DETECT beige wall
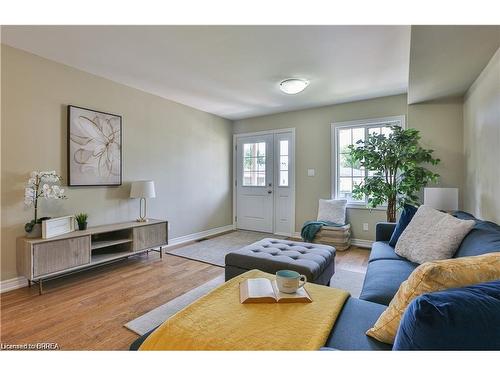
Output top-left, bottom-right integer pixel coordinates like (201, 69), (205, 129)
(234, 94), (466, 241)
(463, 47), (500, 223)
(234, 95), (409, 240)
(1, 45), (233, 281)
(407, 98), (465, 206)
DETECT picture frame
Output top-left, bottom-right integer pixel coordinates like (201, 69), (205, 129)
(67, 105), (122, 186)
(42, 216), (76, 239)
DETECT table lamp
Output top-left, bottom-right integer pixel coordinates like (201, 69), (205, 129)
(130, 180), (156, 222)
(424, 187), (458, 212)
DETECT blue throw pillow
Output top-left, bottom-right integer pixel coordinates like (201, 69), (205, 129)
(393, 280), (500, 350)
(388, 204), (418, 247)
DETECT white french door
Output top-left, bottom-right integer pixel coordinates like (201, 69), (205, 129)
(235, 130), (295, 235)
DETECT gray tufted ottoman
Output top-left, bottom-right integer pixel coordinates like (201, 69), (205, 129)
(224, 238), (336, 286)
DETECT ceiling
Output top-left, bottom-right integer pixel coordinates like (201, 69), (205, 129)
(408, 25), (500, 104)
(1, 25), (411, 120)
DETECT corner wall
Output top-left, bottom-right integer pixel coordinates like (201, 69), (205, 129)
(1, 45), (233, 281)
(463, 47), (500, 223)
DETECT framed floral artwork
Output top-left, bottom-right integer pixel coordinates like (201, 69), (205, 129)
(67, 105), (122, 186)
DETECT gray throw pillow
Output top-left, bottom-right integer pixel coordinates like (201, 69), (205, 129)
(395, 205), (475, 264)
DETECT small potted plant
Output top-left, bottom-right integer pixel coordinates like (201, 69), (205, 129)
(24, 171), (67, 237)
(75, 213), (89, 230)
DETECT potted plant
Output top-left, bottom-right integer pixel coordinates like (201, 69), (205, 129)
(24, 171), (67, 237)
(348, 126), (440, 222)
(75, 213), (89, 230)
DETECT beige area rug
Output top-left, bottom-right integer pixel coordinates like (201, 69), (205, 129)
(125, 269), (365, 336)
(166, 230), (284, 267)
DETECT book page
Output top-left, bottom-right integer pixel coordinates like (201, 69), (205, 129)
(240, 278), (277, 303)
(271, 280), (312, 303)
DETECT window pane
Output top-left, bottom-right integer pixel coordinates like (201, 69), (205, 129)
(339, 177), (352, 193)
(279, 171), (288, 187)
(352, 127), (365, 146)
(381, 126), (393, 136)
(353, 165), (364, 177)
(352, 177), (364, 202)
(280, 140), (289, 156)
(340, 154), (352, 176)
(338, 129), (351, 152)
(368, 127), (381, 136)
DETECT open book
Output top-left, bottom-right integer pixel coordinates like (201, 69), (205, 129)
(239, 278), (312, 304)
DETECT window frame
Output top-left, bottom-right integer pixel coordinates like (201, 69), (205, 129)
(331, 115), (406, 208)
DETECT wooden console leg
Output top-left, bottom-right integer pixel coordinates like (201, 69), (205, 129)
(38, 279), (43, 295)
(28, 279), (32, 288)
(160, 246), (163, 259)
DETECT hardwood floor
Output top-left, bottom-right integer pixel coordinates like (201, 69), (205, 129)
(0, 243), (369, 350)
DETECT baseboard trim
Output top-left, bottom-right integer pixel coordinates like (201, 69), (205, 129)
(0, 276), (29, 294)
(166, 224), (235, 248)
(351, 239), (373, 249)
(1, 224), (236, 294)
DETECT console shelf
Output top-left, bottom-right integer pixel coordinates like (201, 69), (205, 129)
(91, 238), (134, 250)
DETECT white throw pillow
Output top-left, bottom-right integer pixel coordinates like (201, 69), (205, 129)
(395, 205), (475, 264)
(317, 199), (347, 225)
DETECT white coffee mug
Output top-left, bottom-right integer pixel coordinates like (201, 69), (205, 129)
(276, 270), (307, 294)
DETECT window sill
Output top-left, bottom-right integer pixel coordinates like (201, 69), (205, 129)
(346, 204), (387, 211)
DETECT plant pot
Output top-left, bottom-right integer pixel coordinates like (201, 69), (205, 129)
(26, 223), (42, 238)
(78, 222), (88, 231)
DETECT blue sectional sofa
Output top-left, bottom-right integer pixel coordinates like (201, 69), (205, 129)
(325, 211), (500, 350)
(131, 211), (500, 350)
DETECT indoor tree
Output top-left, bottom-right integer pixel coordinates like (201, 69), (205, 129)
(348, 126), (440, 222)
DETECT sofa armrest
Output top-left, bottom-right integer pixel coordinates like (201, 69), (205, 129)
(376, 222), (397, 242)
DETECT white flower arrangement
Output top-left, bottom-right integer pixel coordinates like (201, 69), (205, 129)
(24, 171), (67, 233)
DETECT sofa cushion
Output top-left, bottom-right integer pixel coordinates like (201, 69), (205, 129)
(389, 204), (418, 247)
(395, 205), (475, 264)
(369, 241), (408, 263)
(225, 238), (335, 282)
(366, 252), (500, 344)
(359, 259), (417, 306)
(452, 211), (500, 258)
(325, 297), (392, 351)
(393, 280), (500, 350)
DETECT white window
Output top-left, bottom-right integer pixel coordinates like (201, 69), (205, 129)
(331, 116), (405, 206)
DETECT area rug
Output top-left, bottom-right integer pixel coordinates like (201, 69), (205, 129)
(329, 269), (365, 298)
(125, 269), (365, 336)
(166, 230), (284, 267)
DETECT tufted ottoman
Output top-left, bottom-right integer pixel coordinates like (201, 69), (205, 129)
(224, 238), (336, 286)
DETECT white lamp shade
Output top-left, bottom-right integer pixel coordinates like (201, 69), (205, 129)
(424, 187), (458, 211)
(130, 180), (156, 198)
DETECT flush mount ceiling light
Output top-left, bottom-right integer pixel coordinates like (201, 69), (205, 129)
(279, 78), (309, 94)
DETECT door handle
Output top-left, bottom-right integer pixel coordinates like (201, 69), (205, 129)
(267, 190), (273, 194)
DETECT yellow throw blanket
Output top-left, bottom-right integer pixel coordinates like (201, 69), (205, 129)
(140, 269), (349, 350)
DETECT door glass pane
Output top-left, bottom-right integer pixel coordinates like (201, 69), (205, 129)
(279, 171), (288, 187)
(279, 140), (289, 187)
(243, 142), (266, 186)
(279, 140), (289, 156)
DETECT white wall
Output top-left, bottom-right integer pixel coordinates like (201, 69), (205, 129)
(463, 47), (500, 222)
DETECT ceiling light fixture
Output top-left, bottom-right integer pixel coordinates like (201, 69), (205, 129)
(279, 78), (309, 94)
